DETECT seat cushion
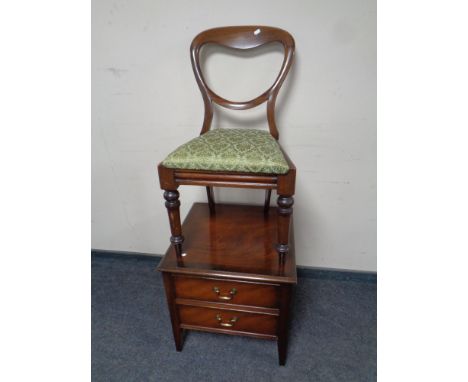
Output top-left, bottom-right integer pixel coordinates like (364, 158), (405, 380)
(162, 128), (289, 174)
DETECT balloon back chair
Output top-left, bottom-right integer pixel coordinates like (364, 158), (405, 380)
(158, 26), (296, 265)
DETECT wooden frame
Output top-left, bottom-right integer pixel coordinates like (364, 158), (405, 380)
(158, 25), (296, 265)
(190, 25), (295, 139)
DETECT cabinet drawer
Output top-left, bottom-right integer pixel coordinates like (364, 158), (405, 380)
(174, 276), (278, 308)
(178, 305), (277, 336)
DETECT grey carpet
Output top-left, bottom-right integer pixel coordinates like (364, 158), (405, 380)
(92, 255), (376, 382)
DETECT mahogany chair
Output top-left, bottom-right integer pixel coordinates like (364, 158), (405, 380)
(158, 26), (296, 264)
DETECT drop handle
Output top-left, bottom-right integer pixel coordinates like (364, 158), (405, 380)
(212, 286), (237, 301)
(216, 314), (238, 327)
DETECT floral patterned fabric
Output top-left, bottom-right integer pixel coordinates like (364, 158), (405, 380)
(162, 128), (289, 174)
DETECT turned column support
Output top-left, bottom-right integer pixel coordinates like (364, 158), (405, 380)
(206, 186), (215, 215)
(264, 189), (272, 214)
(276, 195), (294, 261)
(164, 190), (184, 257)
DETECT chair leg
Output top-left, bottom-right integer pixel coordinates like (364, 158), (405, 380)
(264, 189), (272, 214)
(206, 186), (215, 214)
(276, 195), (294, 261)
(163, 190), (184, 257)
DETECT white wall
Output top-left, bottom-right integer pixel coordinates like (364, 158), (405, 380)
(92, 0), (376, 271)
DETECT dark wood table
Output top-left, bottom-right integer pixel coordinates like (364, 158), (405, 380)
(158, 202), (297, 365)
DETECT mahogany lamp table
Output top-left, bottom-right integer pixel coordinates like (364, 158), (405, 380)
(157, 202), (296, 365)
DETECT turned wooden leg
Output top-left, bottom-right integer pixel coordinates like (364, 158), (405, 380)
(277, 284), (292, 365)
(164, 190), (184, 257)
(206, 186), (215, 214)
(162, 272), (184, 351)
(276, 195), (294, 261)
(264, 189), (272, 214)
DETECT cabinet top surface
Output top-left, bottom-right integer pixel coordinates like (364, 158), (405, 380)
(158, 203), (297, 284)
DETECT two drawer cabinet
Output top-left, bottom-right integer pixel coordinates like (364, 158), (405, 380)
(174, 275), (280, 337)
(158, 203), (297, 365)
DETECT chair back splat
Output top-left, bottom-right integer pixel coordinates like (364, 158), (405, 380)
(190, 26), (295, 140)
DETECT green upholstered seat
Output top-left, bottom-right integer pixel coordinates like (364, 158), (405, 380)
(162, 128), (289, 174)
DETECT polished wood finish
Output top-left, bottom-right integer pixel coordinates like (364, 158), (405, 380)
(158, 162), (296, 259)
(206, 186), (215, 214)
(157, 26), (296, 260)
(175, 298), (279, 316)
(276, 195), (294, 259)
(158, 26), (297, 365)
(264, 189), (272, 214)
(158, 203), (297, 283)
(178, 305), (278, 336)
(162, 272), (183, 351)
(174, 275), (278, 307)
(163, 190), (184, 256)
(190, 26), (294, 139)
(180, 324), (277, 341)
(277, 284), (292, 365)
(158, 203), (296, 365)
(175, 170), (278, 189)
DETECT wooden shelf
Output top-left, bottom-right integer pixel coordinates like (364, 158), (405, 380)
(158, 203), (297, 284)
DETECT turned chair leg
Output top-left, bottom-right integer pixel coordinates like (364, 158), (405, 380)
(206, 186), (215, 214)
(264, 189), (272, 214)
(164, 190), (184, 256)
(276, 195), (294, 261)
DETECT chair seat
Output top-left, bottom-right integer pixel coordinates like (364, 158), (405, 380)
(162, 128), (289, 174)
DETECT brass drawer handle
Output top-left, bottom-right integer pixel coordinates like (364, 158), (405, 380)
(216, 314), (238, 327)
(212, 286), (237, 301)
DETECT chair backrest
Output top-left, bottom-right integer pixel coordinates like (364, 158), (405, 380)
(190, 26), (295, 140)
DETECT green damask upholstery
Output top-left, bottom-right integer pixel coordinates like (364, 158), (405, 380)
(162, 128), (289, 174)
